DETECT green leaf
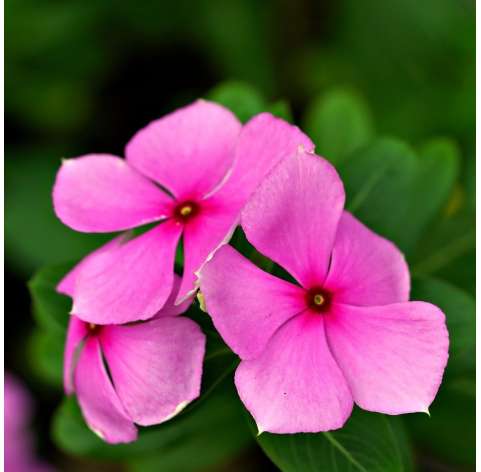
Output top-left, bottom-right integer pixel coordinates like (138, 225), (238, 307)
(405, 379), (475, 466)
(410, 277), (475, 376)
(303, 88), (374, 165)
(256, 409), (413, 472)
(28, 329), (65, 386)
(207, 81), (265, 122)
(339, 138), (416, 251)
(406, 138), (460, 242)
(338, 137), (459, 254)
(410, 209), (475, 295)
(28, 262), (74, 334)
(53, 381), (252, 467)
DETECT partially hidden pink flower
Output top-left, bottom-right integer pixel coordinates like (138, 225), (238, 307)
(5, 373), (54, 471)
(57, 241), (206, 444)
(199, 148), (449, 434)
(53, 101), (313, 324)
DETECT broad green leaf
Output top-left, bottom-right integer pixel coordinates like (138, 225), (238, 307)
(338, 138), (459, 254)
(28, 329), (64, 386)
(207, 81), (265, 122)
(405, 379), (475, 466)
(406, 138), (460, 244)
(410, 277), (475, 376)
(256, 408), (413, 472)
(129, 393), (251, 471)
(338, 138), (417, 251)
(303, 88), (374, 165)
(53, 381), (252, 466)
(28, 262), (74, 334)
(410, 210), (475, 295)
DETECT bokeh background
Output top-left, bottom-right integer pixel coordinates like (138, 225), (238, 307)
(5, 0), (475, 471)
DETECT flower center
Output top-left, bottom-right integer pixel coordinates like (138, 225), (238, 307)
(87, 323), (102, 335)
(305, 287), (332, 313)
(174, 201), (199, 222)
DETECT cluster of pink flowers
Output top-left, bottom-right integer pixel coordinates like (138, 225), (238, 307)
(52, 100), (449, 443)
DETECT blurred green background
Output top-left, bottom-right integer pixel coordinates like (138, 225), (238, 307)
(5, 0), (475, 471)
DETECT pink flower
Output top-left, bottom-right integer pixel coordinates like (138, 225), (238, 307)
(53, 101), (313, 324)
(5, 373), (54, 471)
(57, 241), (206, 444)
(199, 148), (449, 434)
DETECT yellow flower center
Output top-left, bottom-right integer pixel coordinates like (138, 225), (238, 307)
(179, 204), (193, 217)
(174, 200), (199, 222)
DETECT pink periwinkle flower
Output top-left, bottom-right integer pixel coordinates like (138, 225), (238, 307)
(53, 101), (312, 325)
(57, 241), (206, 444)
(199, 147), (449, 434)
(5, 373), (54, 471)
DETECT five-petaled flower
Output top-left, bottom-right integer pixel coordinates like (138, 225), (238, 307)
(199, 147), (449, 434)
(58, 240), (206, 444)
(53, 100), (312, 325)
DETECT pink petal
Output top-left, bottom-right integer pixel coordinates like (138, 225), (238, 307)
(235, 313), (353, 433)
(325, 302), (449, 414)
(241, 149), (345, 288)
(153, 275), (193, 318)
(5, 373), (32, 432)
(100, 317), (206, 426)
(211, 112), (314, 207)
(324, 212), (410, 306)
(174, 114), (314, 301)
(74, 337), (137, 443)
(5, 375), (55, 472)
(175, 196), (240, 303)
(199, 245), (306, 360)
(57, 236), (127, 297)
(53, 154), (171, 233)
(72, 222), (182, 324)
(64, 316), (88, 394)
(125, 100), (241, 200)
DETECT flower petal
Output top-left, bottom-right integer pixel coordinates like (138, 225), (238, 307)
(100, 317), (205, 426)
(199, 245), (306, 360)
(174, 113), (314, 303)
(53, 154), (171, 233)
(74, 337), (137, 443)
(241, 149), (345, 288)
(175, 196), (240, 304)
(125, 100), (241, 199)
(63, 316), (88, 394)
(57, 236), (126, 297)
(325, 302), (449, 414)
(324, 212), (410, 306)
(72, 222), (182, 324)
(153, 275), (193, 318)
(211, 112), (314, 206)
(235, 313), (353, 433)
